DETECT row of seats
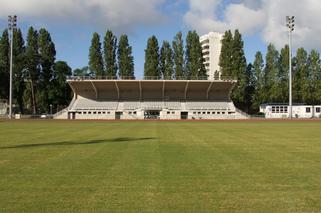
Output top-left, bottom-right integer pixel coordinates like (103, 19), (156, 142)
(73, 99), (118, 110)
(123, 102), (141, 110)
(186, 102), (230, 110)
(124, 101), (181, 110)
(72, 99), (233, 110)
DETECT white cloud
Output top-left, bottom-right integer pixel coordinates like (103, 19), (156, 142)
(0, 0), (165, 31)
(184, 0), (321, 50)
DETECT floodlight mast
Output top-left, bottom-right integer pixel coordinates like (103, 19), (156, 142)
(286, 16), (294, 119)
(8, 15), (17, 119)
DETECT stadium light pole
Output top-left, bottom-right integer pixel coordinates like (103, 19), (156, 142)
(286, 16), (294, 119)
(8, 15), (17, 119)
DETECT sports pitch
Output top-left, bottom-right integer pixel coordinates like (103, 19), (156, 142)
(0, 120), (321, 212)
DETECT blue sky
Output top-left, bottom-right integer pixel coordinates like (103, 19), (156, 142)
(0, 0), (319, 78)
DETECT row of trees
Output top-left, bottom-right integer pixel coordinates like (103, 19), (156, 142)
(87, 31), (134, 79)
(87, 30), (206, 80)
(144, 31), (206, 79)
(219, 30), (321, 113)
(0, 28), (72, 114)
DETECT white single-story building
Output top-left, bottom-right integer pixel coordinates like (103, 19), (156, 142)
(260, 104), (321, 119)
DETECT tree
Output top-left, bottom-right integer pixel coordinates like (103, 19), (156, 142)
(73, 66), (90, 77)
(89, 32), (104, 77)
(230, 30), (248, 110)
(307, 50), (321, 104)
(172, 32), (185, 79)
(25, 27), (39, 114)
(160, 41), (174, 79)
(265, 44), (279, 103)
(219, 30), (233, 79)
(293, 48), (308, 103)
(12, 29), (26, 113)
(103, 30), (117, 78)
(144, 35), (160, 79)
(231, 30), (247, 79)
(185, 30), (206, 79)
(278, 45), (289, 103)
(252, 51), (265, 111)
(38, 28), (56, 113)
(118, 34), (134, 79)
(0, 30), (10, 100)
(52, 61), (72, 111)
(244, 63), (256, 113)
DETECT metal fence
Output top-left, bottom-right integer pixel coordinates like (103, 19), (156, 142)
(67, 76), (237, 81)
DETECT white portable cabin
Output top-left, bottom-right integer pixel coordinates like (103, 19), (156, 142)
(260, 104), (321, 118)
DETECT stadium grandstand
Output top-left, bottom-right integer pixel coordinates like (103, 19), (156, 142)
(54, 77), (248, 120)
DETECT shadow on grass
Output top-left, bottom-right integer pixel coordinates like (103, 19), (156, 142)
(0, 137), (156, 149)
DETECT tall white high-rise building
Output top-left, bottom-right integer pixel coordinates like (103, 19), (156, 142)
(200, 32), (223, 80)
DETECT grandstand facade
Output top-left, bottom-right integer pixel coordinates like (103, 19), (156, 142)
(54, 78), (247, 120)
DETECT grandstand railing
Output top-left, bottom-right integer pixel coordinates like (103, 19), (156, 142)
(67, 76), (237, 81)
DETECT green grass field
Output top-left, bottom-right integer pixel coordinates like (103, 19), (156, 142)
(0, 120), (321, 212)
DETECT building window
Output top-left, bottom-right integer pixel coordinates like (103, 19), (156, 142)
(98, 111), (101, 114)
(222, 112), (225, 114)
(88, 112), (92, 114)
(207, 112), (210, 114)
(167, 111), (170, 114)
(316, 107), (321, 113)
(134, 111), (137, 115)
(107, 112), (110, 114)
(129, 111), (132, 114)
(103, 112), (106, 114)
(306, 107), (311, 113)
(193, 112), (196, 114)
(212, 112), (215, 114)
(272, 106), (276, 113)
(172, 111), (175, 114)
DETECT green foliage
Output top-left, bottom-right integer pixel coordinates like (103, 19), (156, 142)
(0, 27), (73, 114)
(0, 30), (10, 100)
(172, 32), (185, 79)
(52, 61), (72, 108)
(160, 41), (174, 79)
(278, 45), (289, 103)
(306, 50), (321, 104)
(264, 44), (280, 103)
(38, 28), (56, 112)
(293, 48), (308, 103)
(219, 30), (233, 79)
(252, 51), (265, 111)
(231, 30), (247, 79)
(103, 30), (117, 78)
(118, 35), (134, 79)
(144, 35), (160, 79)
(73, 66), (91, 77)
(89, 32), (104, 77)
(185, 30), (206, 79)
(25, 27), (39, 114)
(219, 30), (249, 111)
(12, 29), (26, 113)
